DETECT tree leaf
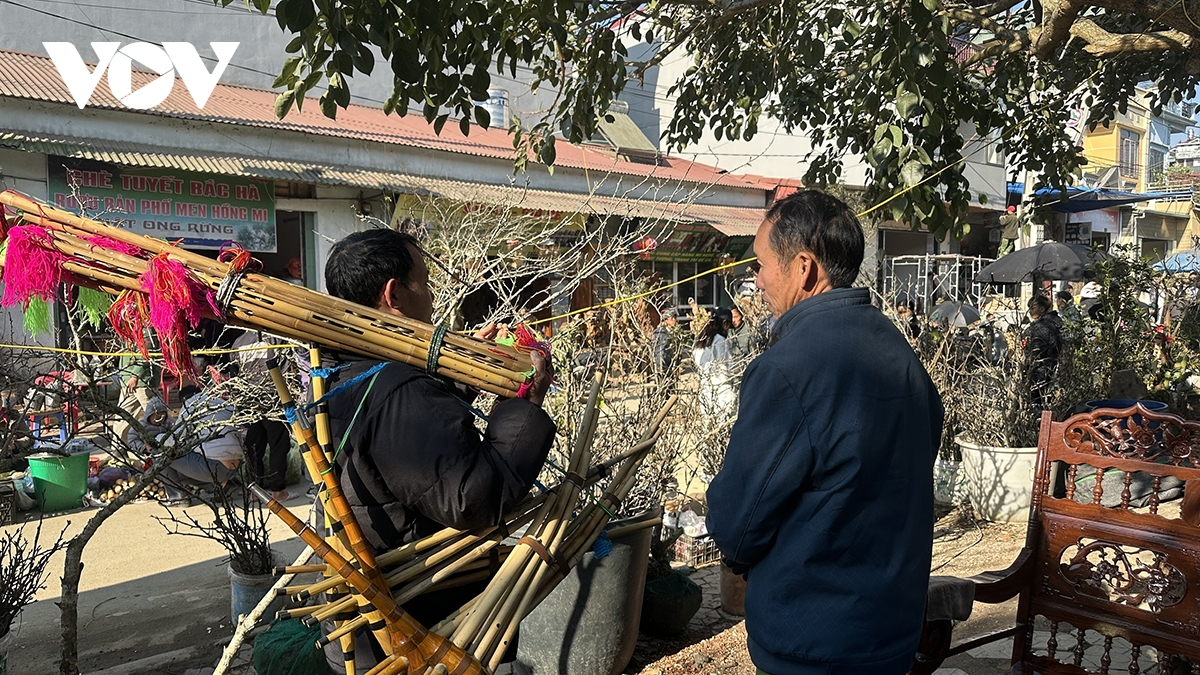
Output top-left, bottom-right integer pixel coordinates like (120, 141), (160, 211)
(274, 89), (297, 119)
(900, 160), (926, 186)
(896, 90), (920, 119)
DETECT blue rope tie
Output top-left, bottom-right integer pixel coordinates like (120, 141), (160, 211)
(303, 362), (387, 412)
(591, 530), (613, 559)
(283, 405), (298, 425)
(310, 364), (348, 380)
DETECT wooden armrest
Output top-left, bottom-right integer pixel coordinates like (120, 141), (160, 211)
(968, 547), (1034, 604)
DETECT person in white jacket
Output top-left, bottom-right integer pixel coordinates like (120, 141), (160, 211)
(158, 387), (243, 506)
(692, 308), (737, 418)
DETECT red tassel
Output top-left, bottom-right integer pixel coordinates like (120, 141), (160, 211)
(137, 252), (219, 380)
(109, 290), (151, 359)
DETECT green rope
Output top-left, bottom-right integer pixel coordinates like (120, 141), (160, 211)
(426, 323), (448, 375)
(321, 370), (381, 474)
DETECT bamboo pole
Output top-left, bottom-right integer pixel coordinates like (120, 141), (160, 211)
(2, 192), (532, 396)
(13, 197), (530, 380)
(251, 485), (484, 675)
(267, 362), (389, 598)
(35, 220), (529, 393)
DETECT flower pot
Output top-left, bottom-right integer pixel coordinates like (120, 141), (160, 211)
(228, 552), (285, 623)
(933, 458), (963, 506)
(514, 510), (656, 675)
(718, 562), (745, 617)
(1, 622), (16, 675)
(640, 570), (702, 637)
(956, 435), (1038, 523)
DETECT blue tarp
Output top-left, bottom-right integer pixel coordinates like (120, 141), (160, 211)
(1005, 182), (1190, 213)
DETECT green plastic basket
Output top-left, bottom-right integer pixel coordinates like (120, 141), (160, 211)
(28, 453), (89, 513)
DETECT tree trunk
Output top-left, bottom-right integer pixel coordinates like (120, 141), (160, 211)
(58, 459), (172, 675)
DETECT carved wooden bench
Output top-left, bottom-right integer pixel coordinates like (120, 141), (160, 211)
(912, 405), (1200, 675)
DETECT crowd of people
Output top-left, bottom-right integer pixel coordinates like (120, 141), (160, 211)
(76, 193), (950, 673)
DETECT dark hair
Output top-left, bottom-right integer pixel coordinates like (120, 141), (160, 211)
(1029, 294), (1052, 315)
(694, 314), (732, 349)
(326, 229), (420, 308)
(765, 190), (864, 288)
(179, 384), (202, 401)
(1055, 290), (1073, 302)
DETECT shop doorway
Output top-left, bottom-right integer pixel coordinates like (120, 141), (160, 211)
(256, 211), (313, 288)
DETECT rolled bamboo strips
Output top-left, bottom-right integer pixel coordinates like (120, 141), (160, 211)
(276, 603), (329, 621)
(252, 485), (485, 675)
(2, 194), (531, 396)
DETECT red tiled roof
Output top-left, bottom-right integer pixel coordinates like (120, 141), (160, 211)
(0, 48), (767, 193)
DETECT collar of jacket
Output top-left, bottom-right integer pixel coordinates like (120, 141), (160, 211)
(773, 287), (871, 341)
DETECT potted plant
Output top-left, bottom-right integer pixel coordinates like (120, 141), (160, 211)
(156, 477), (280, 622)
(913, 247), (1179, 523)
(0, 524), (66, 673)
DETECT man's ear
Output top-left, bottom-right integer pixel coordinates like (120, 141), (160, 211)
(378, 278), (401, 312)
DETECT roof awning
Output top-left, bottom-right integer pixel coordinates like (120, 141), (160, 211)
(0, 132), (763, 236)
(1006, 181), (1191, 213)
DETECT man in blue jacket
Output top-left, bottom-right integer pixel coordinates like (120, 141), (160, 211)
(707, 190), (943, 675)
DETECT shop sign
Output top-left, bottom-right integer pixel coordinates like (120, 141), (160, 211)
(48, 156), (276, 252)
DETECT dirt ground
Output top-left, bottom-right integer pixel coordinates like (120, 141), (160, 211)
(632, 504), (1028, 675)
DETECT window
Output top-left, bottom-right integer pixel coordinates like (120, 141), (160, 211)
(1119, 129), (1141, 177)
(1141, 238), (1169, 262)
(1148, 149), (1166, 186)
(985, 130), (1003, 165)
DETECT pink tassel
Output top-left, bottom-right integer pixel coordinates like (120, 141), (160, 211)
(1, 225), (67, 310)
(85, 235), (143, 257)
(139, 252), (219, 380)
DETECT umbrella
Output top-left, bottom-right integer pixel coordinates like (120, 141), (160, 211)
(1154, 249), (1200, 274)
(974, 242), (1108, 284)
(929, 301), (981, 328)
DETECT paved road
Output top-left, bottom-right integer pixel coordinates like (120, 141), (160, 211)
(2, 496), (310, 675)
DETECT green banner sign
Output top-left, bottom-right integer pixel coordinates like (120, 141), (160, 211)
(48, 156), (276, 252)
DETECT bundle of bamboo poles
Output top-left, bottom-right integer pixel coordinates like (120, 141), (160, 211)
(0, 191), (531, 397)
(260, 350), (675, 675)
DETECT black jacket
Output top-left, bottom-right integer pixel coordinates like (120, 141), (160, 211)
(707, 288), (943, 674)
(1024, 311), (1063, 367)
(324, 359), (557, 551)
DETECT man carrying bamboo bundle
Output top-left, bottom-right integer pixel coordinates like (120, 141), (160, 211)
(318, 229), (556, 671)
(706, 191), (944, 675)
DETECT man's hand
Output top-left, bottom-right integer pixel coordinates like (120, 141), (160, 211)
(525, 351), (554, 406)
(474, 322), (511, 342)
(125, 377), (138, 394)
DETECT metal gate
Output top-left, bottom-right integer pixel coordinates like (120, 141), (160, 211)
(879, 254), (994, 312)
